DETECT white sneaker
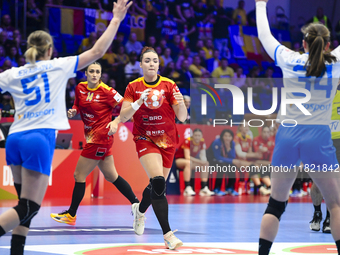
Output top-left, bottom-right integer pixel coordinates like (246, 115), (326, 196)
(259, 186), (271, 196)
(131, 203), (146, 235)
(164, 230), (183, 250)
(199, 186), (215, 196)
(183, 186), (196, 196)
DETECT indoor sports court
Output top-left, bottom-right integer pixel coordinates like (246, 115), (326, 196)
(0, 196), (336, 254)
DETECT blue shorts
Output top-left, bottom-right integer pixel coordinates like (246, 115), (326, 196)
(272, 125), (338, 168)
(6, 129), (56, 176)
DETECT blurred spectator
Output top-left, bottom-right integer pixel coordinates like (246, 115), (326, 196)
(0, 15), (15, 40)
(0, 31), (13, 54)
(293, 41), (303, 53)
(17, 56), (26, 67)
(101, 45), (117, 72)
(209, 129), (239, 196)
(145, 0), (166, 41)
(161, 14), (179, 41)
(116, 45), (129, 66)
(129, 0), (147, 16)
(101, 72), (109, 84)
(198, 49), (207, 68)
(65, 78), (76, 109)
(176, 47), (193, 70)
(189, 55), (208, 78)
(193, 0), (212, 40)
(12, 30), (27, 56)
(252, 126), (273, 195)
(147, 36), (157, 49)
(247, 8), (256, 27)
(78, 32), (97, 53)
(307, 7), (332, 31)
(159, 38), (168, 52)
(108, 79), (116, 88)
(261, 67), (276, 92)
(179, 8), (199, 51)
(112, 32), (125, 53)
(213, 1), (231, 59)
(206, 49), (220, 73)
(178, 59), (192, 89)
(5, 46), (19, 67)
(332, 39), (339, 50)
(125, 32), (143, 55)
(0, 45), (6, 67)
(26, 0), (43, 35)
(194, 39), (204, 54)
(160, 48), (173, 69)
(2, 59), (12, 71)
(168, 34), (182, 60)
(124, 51), (142, 83)
(246, 66), (261, 88)
(232, 0), (248, 26)
(176, 0), (193, 23)
(211, 58), (234, 85)
(115, 45), (129, 88)
(271, 6), (289, 30)
(202, 39), (214, 60)
(162, 61), (180, 84)
(233, 67), (246, 89)
(2, 93), (13, 111)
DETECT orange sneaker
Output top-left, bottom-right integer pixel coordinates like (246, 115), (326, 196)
(50, 211), (76, 226)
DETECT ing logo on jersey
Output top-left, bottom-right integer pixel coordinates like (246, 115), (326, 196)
(86, 92), (94, 102)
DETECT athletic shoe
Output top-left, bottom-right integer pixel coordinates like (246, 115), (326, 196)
(226, 188), (239, 196)
(290, 189), (302, 197)
(259, 186), (271, 196)
(50, 211), (76, 226)
(309, 211), (322, 231)
(183, 186), (196, 196)
(199, 186), (215, 196)
(213, 188), (227, 196)
(322, 217), (331, 233)
(164, 230), (183, 250)
(131, 203), (146, 235)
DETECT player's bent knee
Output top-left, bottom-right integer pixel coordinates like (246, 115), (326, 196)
(151, 176), (166, 199)
(13, 198), (40, 225)
(264, 197), (287, 221)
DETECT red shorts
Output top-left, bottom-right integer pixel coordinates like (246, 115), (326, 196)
(81, 143), (112, 160)
(135, 140), (176, 168)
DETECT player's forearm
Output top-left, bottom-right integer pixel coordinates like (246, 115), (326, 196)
(175, 104), (187, 123)
(256, 2), (280, 60)
(114, 115), (122, 124)
(120, 99), (143, 122)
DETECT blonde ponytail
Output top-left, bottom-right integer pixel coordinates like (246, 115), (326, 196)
(24, 30), (53, 64)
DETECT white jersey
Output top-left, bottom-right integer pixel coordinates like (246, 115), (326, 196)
(0, 56), (79, 135)
(275, 45), (340, 125)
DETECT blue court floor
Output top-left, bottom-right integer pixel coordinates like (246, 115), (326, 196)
(0, 198), (336, 254)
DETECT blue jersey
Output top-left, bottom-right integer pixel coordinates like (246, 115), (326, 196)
(0, 56), (79, 135)
(275, 45), (340, 125)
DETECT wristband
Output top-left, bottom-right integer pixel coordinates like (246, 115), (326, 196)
(131, 101), (141, 111)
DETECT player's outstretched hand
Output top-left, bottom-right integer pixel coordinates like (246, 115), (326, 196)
(68, 109), (77, 118)
(112, 0), (133, 22)
(255, 0), (268, 2)
(173, 89), (185, 106)
(137, 88), (151, 105)
(106, 120), (119, 136)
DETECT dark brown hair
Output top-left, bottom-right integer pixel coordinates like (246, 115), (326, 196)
(140, 46), (158, 62)
(303, 23), (336, 77)
(86, 61), (102, 72)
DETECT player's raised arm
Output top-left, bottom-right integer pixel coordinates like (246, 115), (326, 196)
(255, 0), (280, 60)
(77, 0), (132, 70)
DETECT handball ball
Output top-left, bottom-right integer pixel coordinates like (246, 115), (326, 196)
(144, 90), (164, 109)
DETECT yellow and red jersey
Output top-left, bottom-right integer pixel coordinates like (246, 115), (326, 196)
(124, 75), (179, 149)
(235, 133), (252, 153)
(175, 137), (206, 159)
(252, 136), (275, 161)
(73, 81), (123, 144)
